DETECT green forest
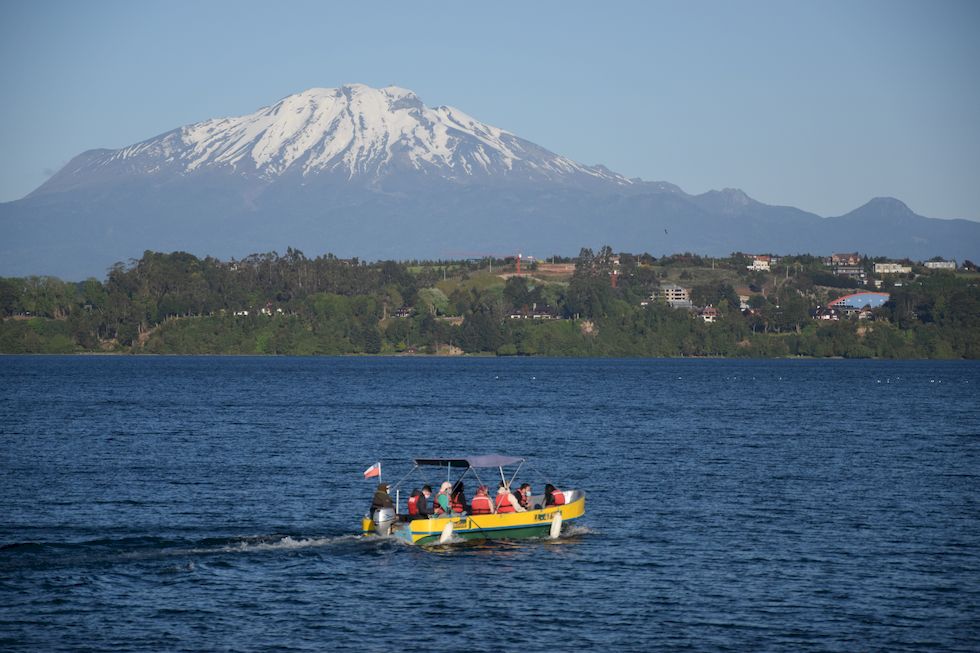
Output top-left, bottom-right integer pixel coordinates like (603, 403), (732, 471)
(1, 247), (978, 358)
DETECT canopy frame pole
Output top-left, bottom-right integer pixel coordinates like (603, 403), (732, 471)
(389, 464), (422, 515)
(470, 468), (491, 513)
(390, 464), (419, 493)
(447, 468), (472, 514)
(507, 461), (525, 488)
(524, 461), (555, 488)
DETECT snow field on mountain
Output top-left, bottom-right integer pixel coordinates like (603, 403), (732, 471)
(104, 84), (628, 183)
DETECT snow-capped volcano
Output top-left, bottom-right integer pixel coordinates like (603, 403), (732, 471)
(36, 84), (628, 195)
(4, 83), (977, 279)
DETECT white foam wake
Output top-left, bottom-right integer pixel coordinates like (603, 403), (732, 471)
(221, 535), (364, 553)
(176, 534), (365, 556)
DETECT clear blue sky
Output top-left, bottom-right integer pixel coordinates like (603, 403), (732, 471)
(1, 0), (978, 220)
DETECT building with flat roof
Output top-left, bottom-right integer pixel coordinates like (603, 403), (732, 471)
(834, 265), (866, 281)
(874, 263), (911, 275)
(649, 284), (693, 309)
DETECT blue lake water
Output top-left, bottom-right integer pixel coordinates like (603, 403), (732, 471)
(1, 356), (978, 652)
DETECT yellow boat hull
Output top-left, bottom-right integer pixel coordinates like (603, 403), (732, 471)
(361, 495), (586, 545)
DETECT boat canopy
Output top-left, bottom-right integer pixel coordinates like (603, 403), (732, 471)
(413, 455), (525, 469)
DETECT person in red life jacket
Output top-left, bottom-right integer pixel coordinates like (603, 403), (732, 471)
(406, 489), (421, 521)
(495, 482), (526, 513)
(433, 481), (452, 516)
(515, 483), (531, 510)
(406, 485), (433, 520)
(450, 480), (467, 514)
(544, 483), (565, 506)
(470, 485), (493, 514)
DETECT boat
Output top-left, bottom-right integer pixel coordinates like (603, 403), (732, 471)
(360, 455), (585, 545)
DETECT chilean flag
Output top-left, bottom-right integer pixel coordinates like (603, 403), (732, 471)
(363, 462), (381, 479)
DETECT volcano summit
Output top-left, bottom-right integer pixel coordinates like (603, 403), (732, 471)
(36, 84), (630, 192)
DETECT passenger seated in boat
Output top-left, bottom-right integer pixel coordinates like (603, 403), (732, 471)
(516, 483), (531, 510)
(544, 484), (565, 506)
(433, 481), (452, 516)
(470, 485), (493, 514)
(407, 486), (432, 520)
(495, 482), (526, 513)
(371, 483), (394, 513)
(418, 485), (432, 518)
(450, 481), (467, 514)
(403, 489), (421, 522)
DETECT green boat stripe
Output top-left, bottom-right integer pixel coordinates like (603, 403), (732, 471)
(413, 515), (579, 537)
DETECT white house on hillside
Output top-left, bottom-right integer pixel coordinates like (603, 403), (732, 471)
(874, 262), (912, 275)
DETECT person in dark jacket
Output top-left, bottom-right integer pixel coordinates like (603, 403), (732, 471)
(371, 482), (394, 513)
(417, 485), (432, 518)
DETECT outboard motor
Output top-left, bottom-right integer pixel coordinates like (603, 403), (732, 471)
(373, 507), (396, 536)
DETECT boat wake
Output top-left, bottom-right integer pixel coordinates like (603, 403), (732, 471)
(561, 523), (595, 537)
(0, 532), (383, 572)
(2, 523), (597, 567)
(202, 534), (364, 554)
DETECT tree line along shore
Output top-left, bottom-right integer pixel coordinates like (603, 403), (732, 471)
(1, 247), (978, 358)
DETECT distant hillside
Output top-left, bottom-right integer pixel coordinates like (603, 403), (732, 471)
(2, 249), (977, 359)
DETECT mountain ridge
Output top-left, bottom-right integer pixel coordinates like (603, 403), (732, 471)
(3, 83), (978, 279)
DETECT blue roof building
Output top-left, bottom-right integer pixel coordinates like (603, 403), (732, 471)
(828, 292), (890, 309)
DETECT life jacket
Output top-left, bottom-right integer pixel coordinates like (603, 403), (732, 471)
(407, 494), (419, 516)
(495, 493), (515, 513)
(471, 494), (492, 514)
(450, 494), (465, 513)
(434, 494), (447, 515)
(552, 490), (566, 506)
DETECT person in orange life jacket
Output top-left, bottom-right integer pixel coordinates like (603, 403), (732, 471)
(495, 482), (526, 513)
(433, 481), (452, 515)
(470, 486), (493, 514)
(544, 483), (565, 506)
(515, 483), (531, 510)
(450, 480), (467, 514)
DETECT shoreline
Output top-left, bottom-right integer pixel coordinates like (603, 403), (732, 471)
(1, 351), (970, 361)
